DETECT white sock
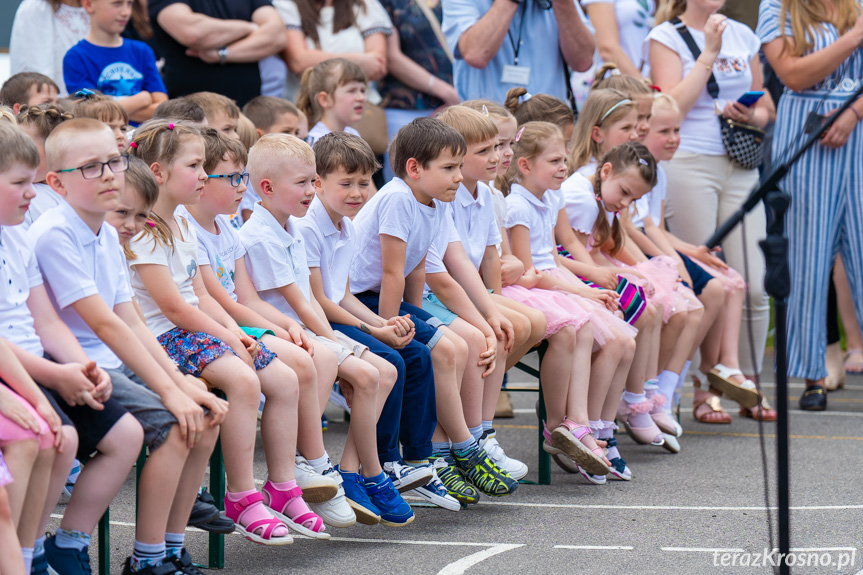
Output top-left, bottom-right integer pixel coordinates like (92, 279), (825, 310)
(307, 453), (331, 474)
(657, 370), (678, 406)
(22, 548), (33, 573)
(622, 391), (646, 404)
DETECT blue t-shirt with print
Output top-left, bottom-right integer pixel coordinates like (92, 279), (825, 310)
(63, 38), (166, 98)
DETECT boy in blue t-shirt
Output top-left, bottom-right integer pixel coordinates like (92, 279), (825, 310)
(63, 0), (166, 124)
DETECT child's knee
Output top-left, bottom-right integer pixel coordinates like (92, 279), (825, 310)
(666, 309), (686, 331)
(61, 425), (79, 458)
(107, 414), (144, 454)
(553, 324), (577, 348)
(431, 336), (457, 369)
(313, 345), (339, 384)
(511, 312), (532, 347)
(378, 361), (399, 395)
(702, 279), (725, 304)
(347, 361), (380, 395)
(448, 331), (469, 363)
(622, 335), (636, 361)
(262, 360), (300, 404)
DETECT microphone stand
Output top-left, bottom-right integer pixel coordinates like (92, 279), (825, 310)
(705, 80), (863, 575)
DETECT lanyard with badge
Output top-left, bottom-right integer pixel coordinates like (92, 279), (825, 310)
(501, 1), (531, 86)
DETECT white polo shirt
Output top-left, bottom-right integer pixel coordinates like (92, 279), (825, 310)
(0, 225), (45, 356)
(560, 172), (601, 236)
(504, 183), (559, 272)
(177, 206), (245, 302)
(305, 123), (361, 148)
(449, 182), (501, 271)
(425, 205), (460, 275)
(350, 177), (446, 294)
(295, 195), (352, 305)
(29, 201), (133, 369)
(239, 202), (311, 325)
(127, 216), (201, 337)
(23, 183), (65, 230)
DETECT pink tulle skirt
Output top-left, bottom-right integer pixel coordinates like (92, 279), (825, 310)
(502, 284), (591, 340)
(542, 266), (639, 343)
(694, 259), (746, 292)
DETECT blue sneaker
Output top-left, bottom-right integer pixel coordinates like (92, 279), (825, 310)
(335, 465), (380, 525)
(44, 535), (92, 575)
(363, 472), (414, 527)
(410, 464), (461, 512)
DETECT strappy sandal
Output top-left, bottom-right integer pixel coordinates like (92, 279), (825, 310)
(844, 349), (863, 376)
(692, 391), (732, 424)
(707, 363), (761, 408)
(739, 397), (777, 421)
(262, 480), (330, 540)
(224, 491), (293, 546)
(549, 419), (610, 476)
(617, 398), (666, 447)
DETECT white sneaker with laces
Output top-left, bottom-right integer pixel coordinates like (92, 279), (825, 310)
(478, 432), (528, 480)
(383, 460), (433, 493)
(309, 467), (357, 528)
(409, 467), (461, 512)
(294, 455), (339, 503)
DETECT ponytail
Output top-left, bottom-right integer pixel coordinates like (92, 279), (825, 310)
(295, 58), (367, 126)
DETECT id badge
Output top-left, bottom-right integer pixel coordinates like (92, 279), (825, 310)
(501, 65), (531, 86)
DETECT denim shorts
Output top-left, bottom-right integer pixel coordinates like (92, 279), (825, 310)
(421, 293), (459, 326)
(105, 365), (177, 451)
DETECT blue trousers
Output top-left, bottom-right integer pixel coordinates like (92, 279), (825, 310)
(336, 295), (438, 462)
(774, 90), (863, 379)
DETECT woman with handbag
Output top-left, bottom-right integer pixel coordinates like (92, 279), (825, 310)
(647, 0), (774, 421)
(757, 0), (863, 411)
(378, 0), (460, 180)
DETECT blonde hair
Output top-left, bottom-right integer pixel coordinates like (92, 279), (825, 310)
(247, 133), (316, 188)
(651, 92), (681, 116)
(501, 121), (565, 195)
(0, 121), (39, 172)
(129, 120), (204, 251)
(236, 113), (259, 150)
(121, 156), (159, 261)
(592, 64), (653, 98)
(243, 96), (301, 131)
(461, 99), (514, 124)
(654, 0), (686, 24)
(504, 87), (573, 131)
(44, 117), (109, 171)
(592, 141), (657, 255)
(0, 106), (16, 124)
(435, 106), (498, 146)
(568, 88), (635, 173)
(71, 92), (128, 127)
(17, 104), (74, 141)
(779, 0), (861, 56)
(296, 58), (367, 125)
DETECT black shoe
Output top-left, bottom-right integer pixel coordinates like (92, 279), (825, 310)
(188, 492), (220, 526)
(171, 549), (205, 575)
(799, 385), (827, 411)
(194, 512), (235, 534)
(121, 557), (183, 575)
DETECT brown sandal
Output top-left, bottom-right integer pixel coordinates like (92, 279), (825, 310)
(739, 397), (777, 421)
(693, 392), (732, 424)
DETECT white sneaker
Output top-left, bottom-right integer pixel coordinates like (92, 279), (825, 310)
(294, 455), (339, 503)
(478, 432), (528, 480)
(309, 467), (357, 528)
(409, 467), (461, 512)
(383, 460), (433, 493)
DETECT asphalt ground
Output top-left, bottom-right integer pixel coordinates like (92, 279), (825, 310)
(47, 351), (863, 575)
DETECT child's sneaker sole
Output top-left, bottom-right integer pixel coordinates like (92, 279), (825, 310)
(346, 498), (382, 525)
(380, 515), (415, 527)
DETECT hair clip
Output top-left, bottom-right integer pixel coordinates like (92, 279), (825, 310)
(649, 84), (662, 93)
(129, 142), (138, 149)
(515, 126), (525, 142)
(146, 221), (155, 227)
(73, 89), (95, 99)
(482, 104), (489, 117)
(605, 68), (622, 78)
(521, 92), (533, 103)
(638, 158), (648, 166)
(168, 123), (174, 130)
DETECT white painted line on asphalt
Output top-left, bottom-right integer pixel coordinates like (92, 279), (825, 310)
(478, 501), (863, 511)
(789, 547), (857, 552)
(661, 547), (746, 553)
(553, 545), (634, 550)
(437, 544), (524, 575)
(326, 536), (506, 547)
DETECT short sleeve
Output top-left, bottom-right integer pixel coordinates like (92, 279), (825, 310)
(195, 237), (211, 267)
(377, 192), (414, 242)
(756, 0), (788, 45)
(297, 224), (323, 268)
(441, 0), (482, 59)
(251, 0), (275, 13)
(504, 197), (532, 231)
(272, 0), (301, 28)
(62, 45), (91, 95)
(357, 0), (392, 36)
(243, 240), (297, 291)
(147, 0), (190, 21)
(643, 20), (681, 65)
(561, 175), (601, 235)
(33, 228), (98, 309)
(10, 0), (55, 77)
(139, 43), (167, 93)
(126, 231), (171, 267)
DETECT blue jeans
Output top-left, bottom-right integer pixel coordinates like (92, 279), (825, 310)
(349, 294), (439, 461)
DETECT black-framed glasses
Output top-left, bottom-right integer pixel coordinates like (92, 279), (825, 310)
(208, 172), (249, 188)
(58, 155), (129, 179)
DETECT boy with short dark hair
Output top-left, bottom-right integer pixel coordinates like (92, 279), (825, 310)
(348, 117), (518, 501)
(152, 97), (207, 125)
(0, 72), (60, 114)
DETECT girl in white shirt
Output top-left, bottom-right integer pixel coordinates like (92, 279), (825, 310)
(128, 121), (321, 545)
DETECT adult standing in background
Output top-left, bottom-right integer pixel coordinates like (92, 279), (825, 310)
(758, 0), (863, 411)
(10, 0), (89, 95)
(582, 0), (655, 77)
(378, 0), (460, 179)
(148, 0), (286, 107)
(442, 0), (595, 104)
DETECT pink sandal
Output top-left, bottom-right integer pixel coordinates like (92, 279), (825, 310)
(617, 398), (666, 447)
(225, 491), (293, 546)
(645, 387), (683, 438)
(550, 419), (610, 476)
(262, 479), (329, 540)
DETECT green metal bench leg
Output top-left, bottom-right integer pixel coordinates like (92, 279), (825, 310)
(208, 436), (226, 569)
(98, 510), (110, 575)
(537, 384), (551, 485)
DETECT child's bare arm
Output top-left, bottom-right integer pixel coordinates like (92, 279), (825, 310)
(276, 281), (337, 340)
(479, 245), (503, 294)
(379, 234), (409, 319)
(403, 259), (425, 309)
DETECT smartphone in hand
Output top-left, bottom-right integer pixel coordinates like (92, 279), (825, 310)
(737, 91), (765, 107)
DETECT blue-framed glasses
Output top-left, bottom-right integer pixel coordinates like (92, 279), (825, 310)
(58, 155), (129, 179)
(207, 172), (249, 188)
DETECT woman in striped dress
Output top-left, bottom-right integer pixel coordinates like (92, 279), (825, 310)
(757, 0), (863, 410)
